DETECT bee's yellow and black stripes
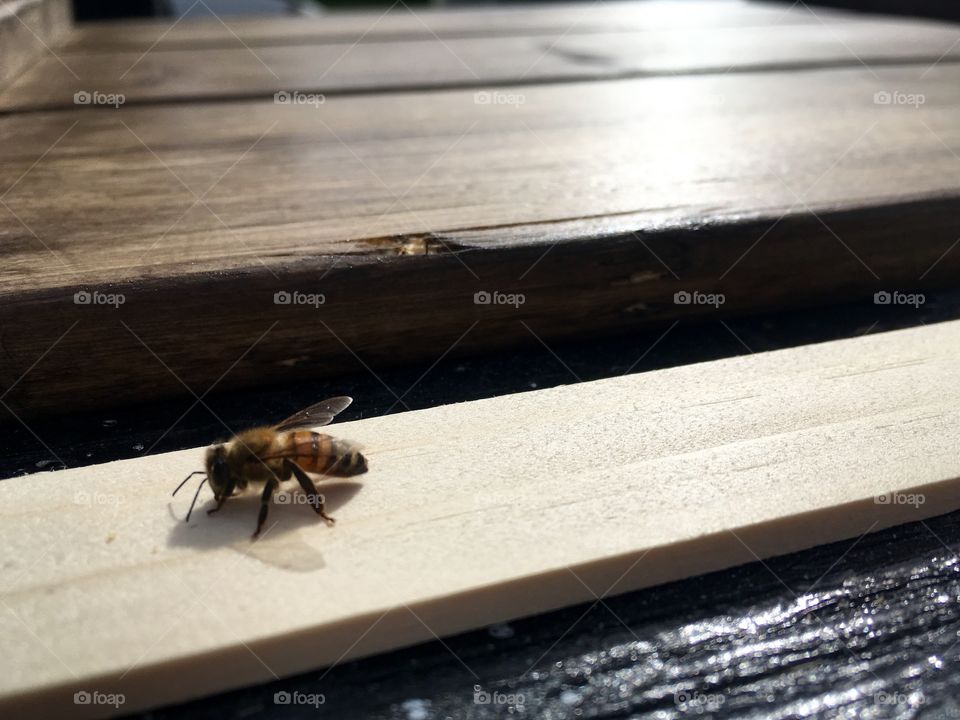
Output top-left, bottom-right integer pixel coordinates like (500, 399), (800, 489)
(279, 431), (368, 476)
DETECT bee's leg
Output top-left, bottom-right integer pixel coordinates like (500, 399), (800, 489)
(284, 459), (336, 525)
(207, 477), (236, 516)
(252, 477), (278, 540)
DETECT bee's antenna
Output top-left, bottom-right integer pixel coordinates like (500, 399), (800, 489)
(185, 477), (208, 523)
(173, 471), (205, 497)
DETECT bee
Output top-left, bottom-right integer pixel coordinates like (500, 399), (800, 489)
(173, 396), (367, 539)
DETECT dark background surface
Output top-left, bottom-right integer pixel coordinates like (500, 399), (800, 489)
(5, 291), (960, 719)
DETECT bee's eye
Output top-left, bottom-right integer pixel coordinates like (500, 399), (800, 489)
(209, 459), (229, 493)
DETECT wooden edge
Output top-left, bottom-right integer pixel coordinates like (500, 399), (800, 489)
(2, 192), (959, 419)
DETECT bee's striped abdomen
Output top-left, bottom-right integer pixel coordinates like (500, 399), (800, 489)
(328, 443), (368, 476)
(281, 431), (368, 476)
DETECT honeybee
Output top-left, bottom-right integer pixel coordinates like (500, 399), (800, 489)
(173, 396), (367, 539)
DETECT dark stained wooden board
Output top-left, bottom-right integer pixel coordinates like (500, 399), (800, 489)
(62, 0), (859, 52)
(2, 66), (960, 417)
(2, 67), (959, 290)
(4, 17), (960, 111)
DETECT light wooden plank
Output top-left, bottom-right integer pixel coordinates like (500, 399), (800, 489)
(2, 319), (959, 718)
(62, 1), (857, 51)
(1, 66), (959, 416)
(4, 17), (960, 111)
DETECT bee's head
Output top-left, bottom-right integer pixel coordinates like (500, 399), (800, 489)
(204, 444), (230, 498)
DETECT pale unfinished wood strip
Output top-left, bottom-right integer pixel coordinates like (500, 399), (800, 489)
(2, 319), (960, 717)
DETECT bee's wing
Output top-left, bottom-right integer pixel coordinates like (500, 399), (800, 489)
(273, 396), (353, 432)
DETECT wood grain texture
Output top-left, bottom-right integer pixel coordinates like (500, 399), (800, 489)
(4, 16), (960, 111)
(61, 0), (858, 51)
(0, 0), (71, 88)
(2, 319), (960, 718)
(2, 66), (960, 416)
